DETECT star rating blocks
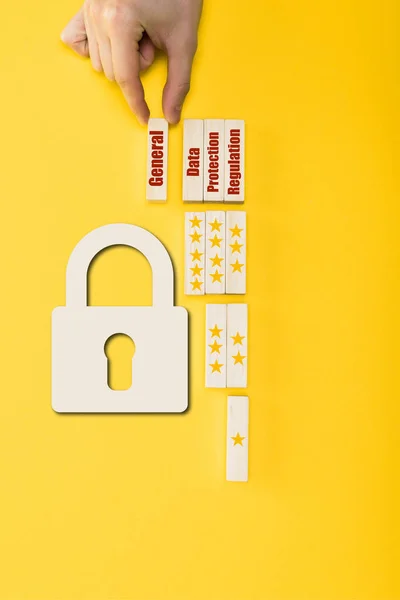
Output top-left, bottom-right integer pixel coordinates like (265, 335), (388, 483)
(184, 210), (246, 295)
(185, 213), (205, 295)
(206, 211), (226, 294)
(226, 211), (246, 294)
(147, 118), (168, 201)
(183, 119), (204, 202)
(204, 119), (224, 202)
(206, 304), (248, 388)
(206, 304), (227, 388)
(226, 395), (249, 482)
(227, 304), (248, 388)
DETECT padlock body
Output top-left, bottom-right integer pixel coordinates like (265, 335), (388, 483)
(52, 306), (188, 413)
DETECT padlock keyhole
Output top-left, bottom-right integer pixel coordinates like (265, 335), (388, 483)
(104, 334), (136, 391)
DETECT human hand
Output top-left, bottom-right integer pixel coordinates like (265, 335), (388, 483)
(61, 0), (203, 124)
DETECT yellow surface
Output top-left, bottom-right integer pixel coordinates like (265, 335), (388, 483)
(0, 0), (399, 598)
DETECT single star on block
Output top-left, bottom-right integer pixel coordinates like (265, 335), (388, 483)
(231, 432), (245, 446)
(210, 270), (224, 283)
(190, 216), (202, 228)
(208, 340), (222, 354)
(190, 248), (203, 262)
(232, 351), (246, 365)
(210, 255), (224, 267)
(209, 219), (223, 232)
(209, 234), (223, 248)
(190, 264), (203, 277)
(230, 240), (243, 254)
(231, 259), (244, 273)
(210, 360), (224, 374)
(190, 231), (202, 243)
(191, 279), (203, 292)
(230, 225), (243, 238)
(209, 324), (223, 338)
(231, 332), (245, 346)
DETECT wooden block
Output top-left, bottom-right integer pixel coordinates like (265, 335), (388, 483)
(184, 212), (205, 295)
(205, 211), (226, 295)
(183, 119), (204, 202)
(227, 304), (248, 388)
(206, 304), (227, 388)
(224, 120), (245, 203)
(204, 119), (224, 202)
(226, 211), (246, 294)
(147, 118), (168, 201)
(226, 396), (249, 482)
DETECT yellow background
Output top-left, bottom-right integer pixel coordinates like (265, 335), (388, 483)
(0, 0), (399, 598)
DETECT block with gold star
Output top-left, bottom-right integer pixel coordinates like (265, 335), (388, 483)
(185, 212), (205, 295)
(226, 211), (246, 294)
(206, 304), (227, 387)
(226, 396), (249, 482)
(206, 211), (226, 294)
(227, 304), (248, 388)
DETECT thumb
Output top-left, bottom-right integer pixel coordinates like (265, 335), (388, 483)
(61, 9), (89, 58)
(163, 42), (196, 124)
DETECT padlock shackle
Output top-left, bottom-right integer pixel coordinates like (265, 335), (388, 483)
(65, 224), (174, 308)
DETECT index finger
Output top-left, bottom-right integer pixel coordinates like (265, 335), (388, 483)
(110, 33), (150, 124)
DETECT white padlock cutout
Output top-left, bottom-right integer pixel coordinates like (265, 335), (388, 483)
(52, 224), (188, 413)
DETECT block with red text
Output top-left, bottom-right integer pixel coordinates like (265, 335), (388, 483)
(183, 120), (204, 202)
(226, 211), (246, 294)
(184, 212), (205, 295)
(147, 118), (168, 201)
(224, 120), (245, 203)
(226, 395), (249, 482)
(206, 211), (226, 295)
(204, 120), (224, 202)
(227, 304), (248, 388)
(206, 304), (227, 388)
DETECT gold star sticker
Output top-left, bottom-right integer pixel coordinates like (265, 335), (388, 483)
(231, 332), (245, 345)
(209, 235), (222, 248)
(210, 360), (224, 373)
(209, 324), (223, 338)
(190, 231), (202, 243)
(232, 351), (246, 365)
(190, 265), (203, 277)
(191, 279), (203, 291)
(210, 255), (224, 267)
(231, 433), (245, 446)
(230, 225), (243, 237)
(210, 270), (224, 283)
(190, 248), (203, 262)
(190, 216), (202, 228)
(208, 340), (222, 354)
(209, 219), (223, 232)
(230, 241), (243, 254)
(231, 259), (244, 273)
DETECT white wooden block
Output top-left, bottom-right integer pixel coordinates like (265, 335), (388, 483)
(204, 119), (225, 202)
(183, 120), (204, 202)
(147, 118), (168, 201)
(227, 304), (248, 388)
(226, 211), (246, 294)
(206, 304), (227, 388)
(226, 396), (249, 482)
(224, 120), (245, 203)
(205, 211), (226, 295)
(184, 212), (205, 295)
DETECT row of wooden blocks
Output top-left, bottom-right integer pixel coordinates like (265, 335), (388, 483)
(185, 211), (246, 295)
(227, 395), (249, 482)
(146, 118), (245, 202)
(206, 304), (248, 389)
